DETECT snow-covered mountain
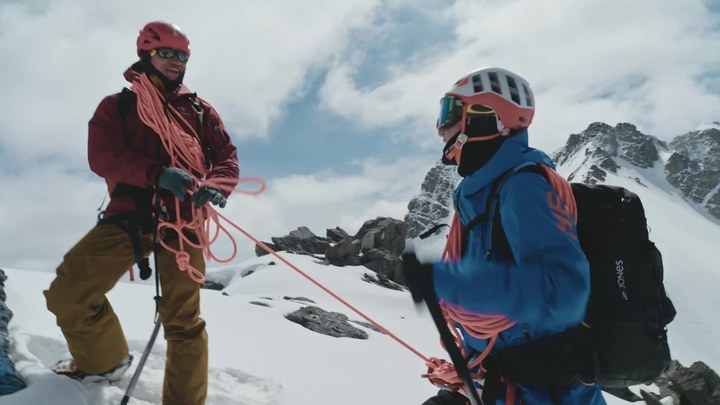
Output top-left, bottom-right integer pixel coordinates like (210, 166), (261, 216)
(552, 122), (666, 183)
(666, 127), (720, 221)
(404, 164), (459, 239)
(553, 122), (720, 224)
(405, 122), (720, 236)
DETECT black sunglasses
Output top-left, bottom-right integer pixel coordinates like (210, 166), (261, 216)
(152, 48), (189, 63)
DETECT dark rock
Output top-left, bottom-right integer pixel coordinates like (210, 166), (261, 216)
(329, 255), (363, 267)
(361, 272), (403, 291)
(355, 217), (408, 256)
(201, 280), (225, 291)
(255, 241), (278, 257)
(0, 270), (27, 394)
(585, 164), (607, 184)
(325, 238), (361, 264)
(667, 129), (720, 220)
(271, 226), (331, 255)
(404, 163), (459, 239)
(249, 301), (272, 307)
(326, 227), (350, 243)
(639, 390), (664, 405)
(655, 360), (720, 405)
(283, 296), (316, 304)
(285, 306), (368, 339)
(361, 249), (404, 284)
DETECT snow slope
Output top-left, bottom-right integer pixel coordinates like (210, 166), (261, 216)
(1, 159), (719, 404)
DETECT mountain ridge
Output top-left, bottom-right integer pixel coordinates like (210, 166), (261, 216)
(404, 121), (720, 236)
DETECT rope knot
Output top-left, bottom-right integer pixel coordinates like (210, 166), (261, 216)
(175, 251), (191, 271)
(423, 357), (464, 390)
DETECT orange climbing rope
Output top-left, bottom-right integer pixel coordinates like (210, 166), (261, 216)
(132, 73), (265, 283)
(130, 73), (432, 365)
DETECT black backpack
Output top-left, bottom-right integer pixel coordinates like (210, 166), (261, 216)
(475, 163), (677, 402)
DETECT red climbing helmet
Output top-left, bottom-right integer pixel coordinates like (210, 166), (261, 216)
(136, 21), (190, 57)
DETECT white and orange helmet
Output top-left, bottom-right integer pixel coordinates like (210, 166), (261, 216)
(437, 67), (535, 133)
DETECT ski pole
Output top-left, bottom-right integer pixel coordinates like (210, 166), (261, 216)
(120, 318), (162, 405)
(120, 193), (164, 405)
(423, 292), (484, 405)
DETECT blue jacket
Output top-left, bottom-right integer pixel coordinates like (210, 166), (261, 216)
(432, 130), (606, 404)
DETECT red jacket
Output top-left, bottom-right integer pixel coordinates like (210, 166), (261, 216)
(88, 65), (239, 220)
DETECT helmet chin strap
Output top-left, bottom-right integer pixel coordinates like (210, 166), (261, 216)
(443, 109), (510, 165)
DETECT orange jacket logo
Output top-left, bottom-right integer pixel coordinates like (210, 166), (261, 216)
(547, 191), (577, 240)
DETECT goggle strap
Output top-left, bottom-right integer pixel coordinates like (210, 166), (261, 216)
(466, 132), (503, 142)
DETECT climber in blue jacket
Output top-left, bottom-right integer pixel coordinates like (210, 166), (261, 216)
(402, 67), (606, 405)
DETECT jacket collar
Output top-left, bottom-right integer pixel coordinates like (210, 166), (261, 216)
(457, 129), (555, 196)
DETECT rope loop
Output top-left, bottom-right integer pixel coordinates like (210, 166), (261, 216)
(131, 73), (266, 284)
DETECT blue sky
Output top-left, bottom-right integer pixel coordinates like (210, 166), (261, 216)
(238, 2), (455, 177)
(1, 0), (719, 271)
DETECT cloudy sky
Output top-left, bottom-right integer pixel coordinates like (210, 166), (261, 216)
(1, 0), (719, 271)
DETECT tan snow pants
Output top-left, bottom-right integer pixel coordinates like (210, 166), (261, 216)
(44, 220), (208, 405)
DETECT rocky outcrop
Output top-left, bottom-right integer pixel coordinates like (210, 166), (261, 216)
(270, 227), (331, 256)
(641, 360), (720, 405)
(355, 217), (408, 257)
(667, 128), (720, 221)
(285, 306), (368, 339)
(256, 217), (408, 286)
(0, 269), (26, 395)
(404, 162), (459, 239)
(553, 122), (666, 185)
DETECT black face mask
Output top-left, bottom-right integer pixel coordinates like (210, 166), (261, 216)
(440, 112), (506, 176)
(457, 136), (506, 177)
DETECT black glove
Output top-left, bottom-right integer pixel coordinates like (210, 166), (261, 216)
(158, 167), (194, 201)
(422, 390), (468, 405)
(191, 186), (227, 209)
(401, 252), (435, 304)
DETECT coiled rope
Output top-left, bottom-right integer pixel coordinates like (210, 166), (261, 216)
(132, 73), (265, 283)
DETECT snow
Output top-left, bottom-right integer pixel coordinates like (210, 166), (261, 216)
(694, 121), (720, 132)
(2, 161), (719, 404)
(1, 255), (444, 405)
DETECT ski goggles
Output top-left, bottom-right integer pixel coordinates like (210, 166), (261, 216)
(437, 96), (463, 130)
(437, 96), (496, 129)
(151, 48), (189, 63)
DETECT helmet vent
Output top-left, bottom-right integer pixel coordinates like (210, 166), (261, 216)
(522, 84), (533, 107)
(506, 75), (521, 104)
(148, 28), (161, 41)
(472, 74), (484, 93)
(488, 71), (502, 94)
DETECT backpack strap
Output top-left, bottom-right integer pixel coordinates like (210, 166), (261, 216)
(118, 88), (137, 123)
(484, 163), (547, 261)
(459, 163), (546, 257)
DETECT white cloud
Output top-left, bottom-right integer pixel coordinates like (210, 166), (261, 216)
(318, 0), (720, 152)
(2, 0), (718, 274)
(0, 155), (432, 271)
(0, 0), (381, 167)
(0, 164), (103, 271)
(222, 155), (433, 241)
